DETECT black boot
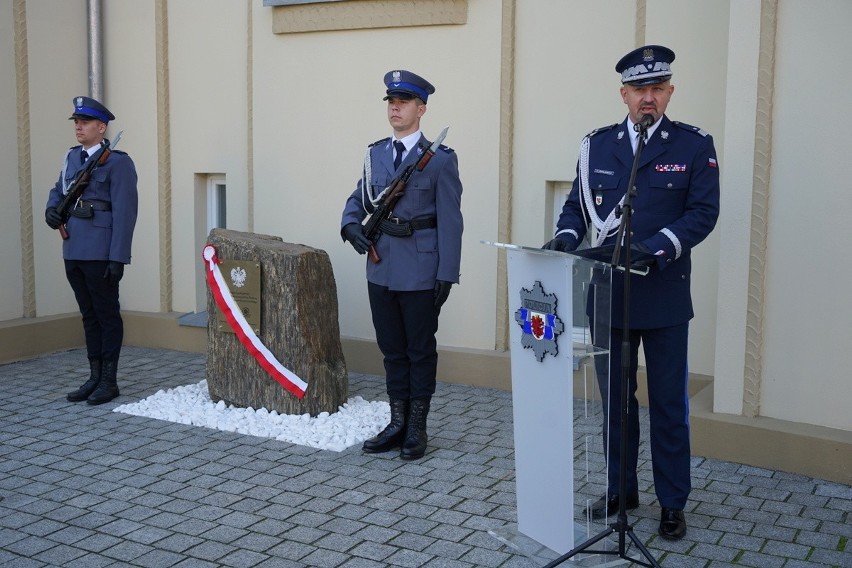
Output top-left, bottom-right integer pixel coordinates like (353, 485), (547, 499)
(400, 397), (430, 461)
(87, 359), (119, 405)
(363, 398), (408, 453)
(66, 358), (102, 402)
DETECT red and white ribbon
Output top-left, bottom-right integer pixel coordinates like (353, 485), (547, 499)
(202, 245), (307, 399)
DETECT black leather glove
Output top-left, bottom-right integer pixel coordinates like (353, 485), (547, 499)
(433, 280), (453, 308)
(631, 242), (651, 254)
(103, 261), (124, 285)
(342, 223), (371, 255)
(543, 236), (572, 252)
(45, 207), (63, 230)
(629, 242), (656, 266)
(630, 242), (655, 259)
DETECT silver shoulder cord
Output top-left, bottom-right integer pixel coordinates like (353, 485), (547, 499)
(579, 135), (624, 247)
(60, 149), (73, 196)
(360, 145), (387, 214)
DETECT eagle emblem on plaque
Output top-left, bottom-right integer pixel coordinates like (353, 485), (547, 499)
(514, 281), (564, 362)
(230, 266), (248, 288)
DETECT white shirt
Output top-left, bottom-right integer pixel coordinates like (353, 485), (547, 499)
(392, 130), (422, 163)
(626, 116), (661, 154)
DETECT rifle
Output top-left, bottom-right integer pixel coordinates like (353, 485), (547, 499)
(55, 131), (123, 240)
(362, 126), (449, 263)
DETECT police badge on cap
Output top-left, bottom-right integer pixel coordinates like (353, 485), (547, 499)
(69, 96), (116, 123)
(615, 45), (675, 85)
(382, 70), (436, 103)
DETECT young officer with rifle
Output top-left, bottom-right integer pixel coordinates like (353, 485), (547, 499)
(341, 70), (464, 460)
(45, 96), (138, 405)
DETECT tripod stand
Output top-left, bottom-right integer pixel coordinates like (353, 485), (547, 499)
(543, 115), (662, 568)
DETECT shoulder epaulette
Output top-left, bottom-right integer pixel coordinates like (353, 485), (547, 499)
(586, 123), (619, 138)
(438, 144), (454, 154)
(671, 121), (709, 137)
(69, 144), (82, 150)
(368, 137), (390, 148)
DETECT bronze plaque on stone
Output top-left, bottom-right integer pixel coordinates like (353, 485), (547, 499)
(215, 259), (262, 334)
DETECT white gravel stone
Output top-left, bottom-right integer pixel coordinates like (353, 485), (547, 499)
(114, 380), (388, 451)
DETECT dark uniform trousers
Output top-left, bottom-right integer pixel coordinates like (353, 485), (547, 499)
(368, 282), (440, 400)
(598, 322), (691, 510)
(65, 259), (123, 362)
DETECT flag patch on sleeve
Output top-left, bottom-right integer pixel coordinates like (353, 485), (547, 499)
(708, 157), (718, 168)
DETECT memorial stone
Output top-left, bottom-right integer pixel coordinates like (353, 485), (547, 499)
(206, 228), (347, 416)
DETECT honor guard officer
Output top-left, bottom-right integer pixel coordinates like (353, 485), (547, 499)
(341, 70), (464, 460)
(45, 96), (139, 405)
(544, 46), (720, 540)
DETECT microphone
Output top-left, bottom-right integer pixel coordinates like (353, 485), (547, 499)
(633, 113), (655, 133)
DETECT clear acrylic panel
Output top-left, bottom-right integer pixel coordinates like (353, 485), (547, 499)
(483, 242), (630, 566)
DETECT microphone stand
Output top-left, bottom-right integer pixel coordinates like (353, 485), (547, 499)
(543, 116), (661, 568)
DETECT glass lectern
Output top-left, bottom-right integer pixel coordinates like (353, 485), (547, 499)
(485, 242), (626, 566)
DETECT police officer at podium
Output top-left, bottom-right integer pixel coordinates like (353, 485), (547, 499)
(544, 46), (720, 540)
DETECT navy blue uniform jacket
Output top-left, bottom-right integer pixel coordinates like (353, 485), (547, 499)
(555, 116), (719, 329)
(46, 145), (138, 264)
(341, 134), (463, 291)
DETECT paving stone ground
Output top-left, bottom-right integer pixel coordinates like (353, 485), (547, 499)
(0, 346), (849, 567)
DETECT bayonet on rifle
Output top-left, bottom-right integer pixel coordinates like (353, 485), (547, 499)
(363, 126), (450, 263)
(56, 131), (124, 240)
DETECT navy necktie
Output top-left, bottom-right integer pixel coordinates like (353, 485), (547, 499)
(81, 150), (88, 165)
(393, 140), (405, 170)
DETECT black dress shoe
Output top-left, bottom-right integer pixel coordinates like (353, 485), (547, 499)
(585, 492), (639, 520)
(658, 508), (687, 540)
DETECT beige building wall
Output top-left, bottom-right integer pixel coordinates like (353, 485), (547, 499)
(3, 0), (850, 482)
(12, 1), (90, 320)
(712, 0), (852, 434)
(164, 0), (253, 314)
(102, 1), (162, 315)
(760, 1), (851, 430)
(0, 1), (24, 321)
(714, 0), (762, 420)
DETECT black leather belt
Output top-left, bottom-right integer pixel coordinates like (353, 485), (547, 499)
(68, 199), (112, 219)
(379, 216), (437, 237)
(78, 200), (112, 211)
